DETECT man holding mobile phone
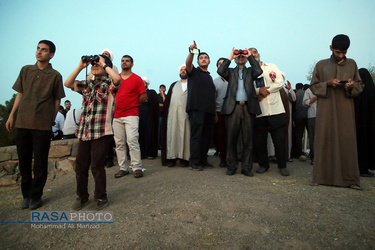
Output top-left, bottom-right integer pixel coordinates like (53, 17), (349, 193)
(310, 34), (364, 190)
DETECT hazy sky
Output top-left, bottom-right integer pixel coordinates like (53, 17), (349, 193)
(0, 0), (374, 107)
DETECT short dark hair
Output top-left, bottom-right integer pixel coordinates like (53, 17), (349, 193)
(159, 84), (166, 88)
(198, 52), (210, 60)
(122, 55), (134, 64)
(64, 100), (71, 104)
(303, 84), (310, 90)
(332, 34), (350, 50)
(38, 40), (56, 54)
(216, 57), (226, 67)
(296, 83), (304, 90)
(100, 54), (113, 68)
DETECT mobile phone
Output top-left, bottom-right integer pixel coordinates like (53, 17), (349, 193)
(339, 80), (348, 84)
(189, 48), (200, 55)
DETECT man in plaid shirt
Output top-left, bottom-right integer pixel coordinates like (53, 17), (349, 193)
(64, 54), (120, 210)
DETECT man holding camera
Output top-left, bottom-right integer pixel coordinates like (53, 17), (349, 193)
(217, 48), (263, 176)
(64, 54), (120, 210)
(6, 40), (65, 210)
(186, 41), (216, 171)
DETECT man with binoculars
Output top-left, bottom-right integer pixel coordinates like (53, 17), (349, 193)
(217, 47), (262, 176)
(64, 54), (120, 210)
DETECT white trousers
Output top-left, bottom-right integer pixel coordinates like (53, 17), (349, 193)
(113, 116), (142, 171)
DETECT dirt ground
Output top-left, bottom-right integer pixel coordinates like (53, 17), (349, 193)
(0, 154), (374, 249)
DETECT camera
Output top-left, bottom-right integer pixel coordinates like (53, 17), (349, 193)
(81, 55), (100, 64)
(234, 49), (248, 55)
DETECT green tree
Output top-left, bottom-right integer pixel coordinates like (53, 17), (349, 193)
(0, 94), (17, 147)
(306, 61), (317, 82)
(367, 64), (375, 82)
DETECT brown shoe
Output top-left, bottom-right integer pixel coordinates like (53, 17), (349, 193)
(133, 169), (143, 178)
(115, 170), (129, 178)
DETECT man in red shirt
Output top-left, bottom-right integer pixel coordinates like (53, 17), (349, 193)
(114, 55), (147, 178)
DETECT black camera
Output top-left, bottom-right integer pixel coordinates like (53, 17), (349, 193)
(81, 55), (100, 64)
(234, 49), (248, 55)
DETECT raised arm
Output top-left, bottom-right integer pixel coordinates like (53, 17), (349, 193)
(245, 48), (262, 78)
(217, 48), (238, 80)
(98, 56), (121, 86)
(186, 41), (197, 74)
(64, 59), (89, 89)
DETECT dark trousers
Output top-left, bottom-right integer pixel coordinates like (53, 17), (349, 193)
(17, 128), (51, 200)
(76, 136), (111, 200)
(214, 112), (227, 161)
(295, 118), (309, 157)
(226, 104), (255, 171)
(188, 111), (214, 165)
(254, 114), (287, 169)
(106, 136), (115, 161)
(308, 118), (315, 161)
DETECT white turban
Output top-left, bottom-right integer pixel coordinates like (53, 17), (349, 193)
(141, 76), (150, 84)
(178, 64), (186, 73)
(101, 48), (114, 61)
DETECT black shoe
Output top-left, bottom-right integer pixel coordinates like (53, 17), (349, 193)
(219, 159), (227, 168)
(71, 198), (89, 211)
(202, 162), (214, 168)
(256, 167), (268, 174)
(180, 160), (189, 167)
(105, 159), (114, 168)
(21, 198), (30, 209)
(167, 161), (176, 167)
(29, 199), (43, 210)
(96, 199), (110, 210)
(190, 164), (203, 171)
(226, 169), (236, 175)
(241, 169), (254, 177)
(279, 168), (290, 176)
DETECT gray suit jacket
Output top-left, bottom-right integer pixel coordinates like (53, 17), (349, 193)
(218, 56), (263, 115)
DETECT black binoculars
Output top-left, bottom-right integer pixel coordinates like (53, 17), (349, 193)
(81, 55), (100, 64)
(234, 49), (248, 55)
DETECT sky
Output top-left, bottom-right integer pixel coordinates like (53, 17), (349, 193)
(0, 0), (374, 108)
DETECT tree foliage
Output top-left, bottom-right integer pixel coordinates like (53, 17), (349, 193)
(367, 64), (375, 82)
(0, 94), (17, 147)
(306, 61), (317, 82)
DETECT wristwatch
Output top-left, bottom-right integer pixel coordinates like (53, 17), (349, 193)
(103, 64), (109, 70)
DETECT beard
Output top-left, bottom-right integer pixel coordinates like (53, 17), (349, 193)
(180, 74), (188, 79)
(121, 65), (131, 70)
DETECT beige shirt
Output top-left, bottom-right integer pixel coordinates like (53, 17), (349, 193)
(255, 62), (285, 117)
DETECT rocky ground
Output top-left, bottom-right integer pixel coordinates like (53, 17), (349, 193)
(0, 155), (374, 249)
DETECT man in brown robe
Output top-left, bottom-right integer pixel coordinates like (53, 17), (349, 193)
(310, 34), (364, 189)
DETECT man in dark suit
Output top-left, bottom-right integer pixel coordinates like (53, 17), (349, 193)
(217, 48), (263, 176)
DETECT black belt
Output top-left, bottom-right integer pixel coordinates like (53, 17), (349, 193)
(236, 101), (248, 105)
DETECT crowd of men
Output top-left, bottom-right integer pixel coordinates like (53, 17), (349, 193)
(5, 34), (375, 211)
